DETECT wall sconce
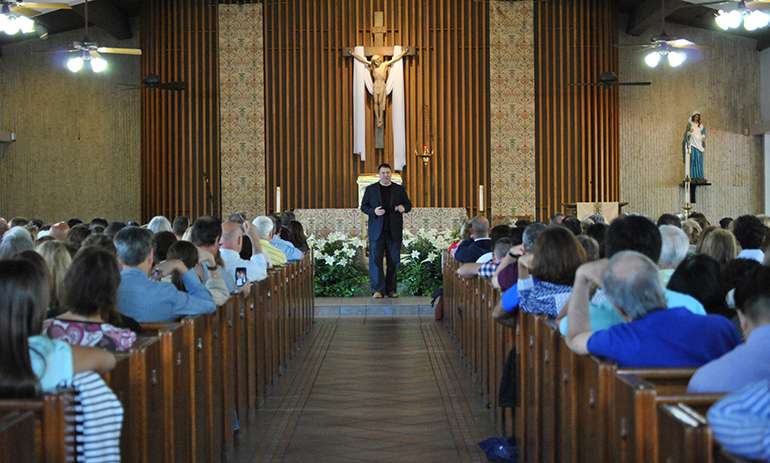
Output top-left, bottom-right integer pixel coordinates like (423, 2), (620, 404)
(414, 145), (433, 165)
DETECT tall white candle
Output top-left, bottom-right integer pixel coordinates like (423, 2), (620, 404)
(276, 186), (281, 213)
(479, 185), (485, 212)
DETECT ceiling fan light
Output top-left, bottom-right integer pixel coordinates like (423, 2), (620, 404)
(67, 57), (84, 73)
(715, 11), (731, 30)
(727, 9), (743, 29)
(18, 16), (34, 34)
(90, 57), (107, 73)
(3, 16), (20, 35)
(35, 24), (48, 40)
(668, 51), (686, 67)
(645, 51), (661, 68)
(745, 10), (770, 30)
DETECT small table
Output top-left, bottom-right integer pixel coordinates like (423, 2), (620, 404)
(563, 202), (629, 219)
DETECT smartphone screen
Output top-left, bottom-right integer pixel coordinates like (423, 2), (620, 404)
(236, 267), (247, 287)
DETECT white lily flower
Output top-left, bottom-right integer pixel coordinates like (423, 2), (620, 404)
(421, 253), (437, 263)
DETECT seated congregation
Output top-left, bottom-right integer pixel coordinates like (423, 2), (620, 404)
(449, 210), (770, 462)
(0, 211), (312, 462)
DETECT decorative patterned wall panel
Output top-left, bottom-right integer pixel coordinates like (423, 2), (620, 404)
(618, 22), (763, 220)
(0, 26), (140, 223)
(489, 2), (536, 218)
(219, 4), (265, 219)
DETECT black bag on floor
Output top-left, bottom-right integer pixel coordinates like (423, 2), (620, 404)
(498, 345), (517, 408)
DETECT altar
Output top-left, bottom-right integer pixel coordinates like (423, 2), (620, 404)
(295, 207), (468, 239)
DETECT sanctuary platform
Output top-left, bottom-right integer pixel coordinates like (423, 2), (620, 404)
(314, 296), (435, 317)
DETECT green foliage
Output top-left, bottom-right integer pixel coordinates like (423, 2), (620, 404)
(397, 229), (455, 297)
(308, 232), (369, 297)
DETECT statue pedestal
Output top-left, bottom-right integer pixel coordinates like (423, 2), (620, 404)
(375, 126), (384, 149)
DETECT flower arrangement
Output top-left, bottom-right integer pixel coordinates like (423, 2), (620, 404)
(308, 232), (369, 297)
(398, 228), (456, 296)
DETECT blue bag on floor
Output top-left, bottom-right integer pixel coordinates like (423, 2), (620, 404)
(477, 437), (518, 462)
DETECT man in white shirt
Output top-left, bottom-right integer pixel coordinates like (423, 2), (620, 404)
(220, 221), (269, 282)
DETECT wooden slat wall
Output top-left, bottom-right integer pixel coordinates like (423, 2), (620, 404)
(262, 0), (489, 215)
(534, 0), (620, 221)
(141, 0), (220, 223)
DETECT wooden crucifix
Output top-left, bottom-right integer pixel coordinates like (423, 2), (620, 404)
(343, 11), (415, 150)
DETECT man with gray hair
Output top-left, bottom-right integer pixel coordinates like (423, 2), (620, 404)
(566, 251), (739, 367)
(115, 226), (216, 322)
(453, 216), (492, 263)
(0, 226), (34, 260)
(658, 224), (690, 285)
(252, 216), (287, 266)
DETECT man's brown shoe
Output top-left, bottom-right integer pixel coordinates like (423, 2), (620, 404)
(388, 291), (399, 298)
(373, 292), (384, 299)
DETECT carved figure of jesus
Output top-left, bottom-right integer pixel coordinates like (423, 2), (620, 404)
(348, 47), (409, 128)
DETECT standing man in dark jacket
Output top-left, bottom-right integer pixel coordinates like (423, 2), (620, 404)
(361, 163), (412, 298)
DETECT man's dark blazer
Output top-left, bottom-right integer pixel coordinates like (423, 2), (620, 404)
(454, 237), (492, 263)
(360, 182), (412, 241)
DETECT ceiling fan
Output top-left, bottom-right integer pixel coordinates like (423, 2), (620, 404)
(117, 3), (186, 92)
(0, 1), (70, 37)
(118, 73), (187, 92)
(614, 0), (713, 67)
(42, 0), (141, 72)
(567, 71), (651, 89)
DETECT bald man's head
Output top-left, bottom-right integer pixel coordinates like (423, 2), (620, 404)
(50, 222), (70, 242)
(220, 221), (243, 252)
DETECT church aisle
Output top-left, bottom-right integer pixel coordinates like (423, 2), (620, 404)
(228, 316), (498, 463)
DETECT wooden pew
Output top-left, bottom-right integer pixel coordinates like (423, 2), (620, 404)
(161, 323), (193, 463)
(518, 312), (541, 462)
(102, 354), (132, 462)
(0, 259), (314, 462)
(128, 336), (166, 463)
(197, 309), (224, 463)
(571, 353), (616, 463)
(0, 410), (37, 462)
(182, 315), (212, 463)
(232, 292), (250, 424)
(0, 389), (77, 463)
(658, 401), (764, 463)
(244, 284), (260, 412)
(659, 401), (716, 463)
(538, 317), (561, 463)
(610, 368), (701, 463)
(218, 299), (237, 455)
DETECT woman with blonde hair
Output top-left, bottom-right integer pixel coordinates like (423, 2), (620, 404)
(681, 219), (702, 249)
(698, 228), (736, 269)
(35, 240), (72, 310)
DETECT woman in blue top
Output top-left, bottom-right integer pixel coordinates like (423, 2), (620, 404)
(517, 226), (586, 318)
(0, 259), (115, 397)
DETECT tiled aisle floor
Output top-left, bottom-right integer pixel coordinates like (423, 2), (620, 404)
(229, 316), (498, 463)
